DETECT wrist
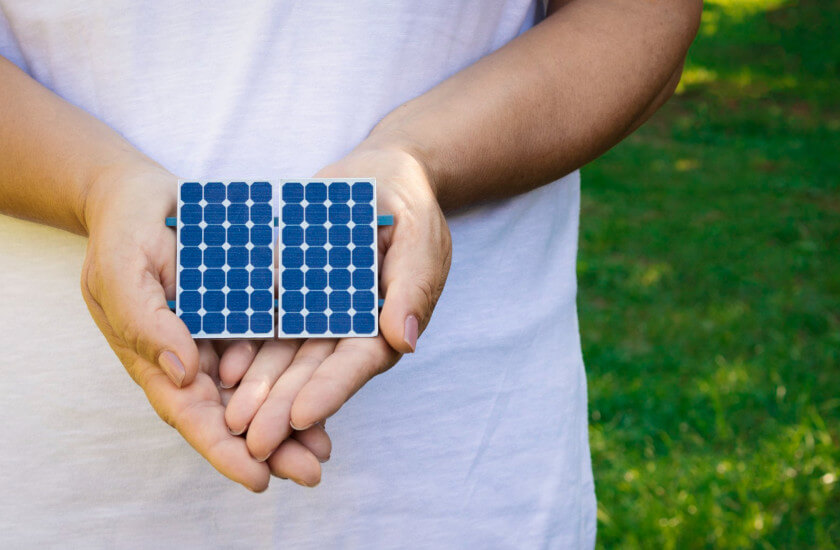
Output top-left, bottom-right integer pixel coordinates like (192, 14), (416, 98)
(83, 160), (177, 236)
(355, 131), (440, 203)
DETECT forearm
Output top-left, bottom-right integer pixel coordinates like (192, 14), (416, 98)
(368, 0), (702, 210)
(0, 56), (160, 235)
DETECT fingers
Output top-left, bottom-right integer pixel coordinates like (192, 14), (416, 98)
(220, 386), (236, 408)
(224, 339), (301, 436)
(218, 340), (261, 389)
(378, 205), (451, 354)
(85, 245), (200, 388)
(289, 337), (399, 430)
(137, 359), (271, 492)
(266, 438), (322, 487)
(293, 422), (332, 463)
(245, 340), (336, 461)
(197, 340), (220, 379)
(267, 424), (332, 487)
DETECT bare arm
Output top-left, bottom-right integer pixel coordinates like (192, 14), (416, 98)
(0, 56), (155, 234)
(367, 0), (702, 209)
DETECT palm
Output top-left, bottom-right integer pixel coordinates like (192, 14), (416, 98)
(140, 353), (271, 489)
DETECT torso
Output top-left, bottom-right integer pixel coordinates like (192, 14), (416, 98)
(0, 2), (595, 547)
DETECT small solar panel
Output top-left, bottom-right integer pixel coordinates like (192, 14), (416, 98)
(277, 179), (378, 338)
(176, 180), (275, 338)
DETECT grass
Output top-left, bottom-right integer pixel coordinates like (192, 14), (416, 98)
(578, 0), (840, 546)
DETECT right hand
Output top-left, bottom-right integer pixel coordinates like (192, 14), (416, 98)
(79, 164), (329, 491)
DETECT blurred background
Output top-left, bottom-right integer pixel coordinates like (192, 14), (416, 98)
(579, 0), (839, 546)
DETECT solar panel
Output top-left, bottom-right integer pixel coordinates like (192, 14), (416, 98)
(277, 179), (378, 338)
(176, 180), (276, 338)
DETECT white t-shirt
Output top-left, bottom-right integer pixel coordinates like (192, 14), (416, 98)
(0, 1), (595, 548)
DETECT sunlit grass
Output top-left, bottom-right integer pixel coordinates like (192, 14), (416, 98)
(705, 0), (791, 17)
(580, 0), (839, 546)
(699, 0), (791, 35)
(675, 67), (718, 94)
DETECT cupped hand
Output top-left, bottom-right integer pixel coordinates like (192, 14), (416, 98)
(80, 164), (329, 491)
(223, 143), (452, 478)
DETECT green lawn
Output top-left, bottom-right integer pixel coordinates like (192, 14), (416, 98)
(579, 0), (840, 546)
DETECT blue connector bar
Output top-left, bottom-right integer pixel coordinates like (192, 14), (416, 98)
(377, 214), (394, 226)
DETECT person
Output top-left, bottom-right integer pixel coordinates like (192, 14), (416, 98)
(0, 1), (700, 547)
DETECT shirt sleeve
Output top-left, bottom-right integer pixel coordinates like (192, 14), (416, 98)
(0, 11), (29, 72)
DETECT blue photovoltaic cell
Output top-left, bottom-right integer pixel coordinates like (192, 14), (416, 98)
(204, 225), (225, 246)
(330, 269), (351, 290)
(329, 248), (350, 268)
(228, 181), (249, 202)
(330, 291), (351, 311)
(329, 225), (350, 246)
(181, 269), (201, 289)
(181, 204), (202, 224)
(306, 226), (327, 246)
(352, 247), (374, 268)
(251, 203), (272, 224)
(251, 246), (272, 267)
(283, 182), (304, 203)
(283, 291), (304, 312)
(176, 180), (274, 338)
(228, 269), (248, 289)
(277, 179), (378, 337)
(329, 204), (350, 224)
(306, 269), (328, 290)
(251, 181), (272, 202)
(228, 203), (249, 224)
(282, 226), (303, 246)
(282, 269), (304, 290)
(181, 248), (201, 268)
(181, 291), (201, 312)
(204, 204), (225, 224)
(251, 290), (272, 311)
(283, 204), (303, 224)
(330, 314), (350, 333)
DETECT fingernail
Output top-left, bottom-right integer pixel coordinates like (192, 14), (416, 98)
(318, 455), (331, 464)
(403, 315), (418, 352)
(158, 351), (186, 386)
(228, 426), (246, 436)
(290, 420), (314, 431)
(219, 380), (234, 389)
(296, 477), (319, 488)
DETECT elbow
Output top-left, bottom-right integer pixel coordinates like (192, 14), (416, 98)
(661, 0), (703, 102)
(676, 0), (704, 52)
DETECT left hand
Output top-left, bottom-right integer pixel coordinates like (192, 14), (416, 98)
(218, 143), (452, 483)
(80, 164), (331, 492)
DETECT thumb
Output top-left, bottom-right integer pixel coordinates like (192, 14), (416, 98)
(91, 258), (200, 388)
(377, 212), (451, 354)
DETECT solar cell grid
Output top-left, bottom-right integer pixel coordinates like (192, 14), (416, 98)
(176, 180), (275, 338)
(175, 178), (378, 339)
(277, 179), (378, 338)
